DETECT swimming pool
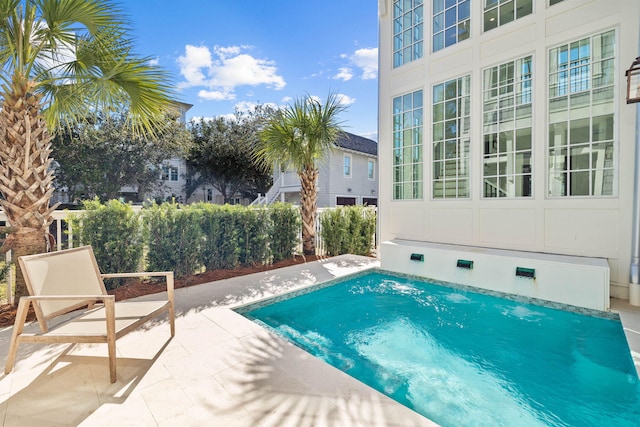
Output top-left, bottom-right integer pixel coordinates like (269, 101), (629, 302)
(239, 270), (640, 427)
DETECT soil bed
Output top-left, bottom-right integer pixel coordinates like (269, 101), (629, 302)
(0, 254), (324, 328)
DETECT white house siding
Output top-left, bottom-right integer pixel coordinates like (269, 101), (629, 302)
(378, 0), (640, 300)
(266, 132), (378, 207)
(327, 149), (377, 206)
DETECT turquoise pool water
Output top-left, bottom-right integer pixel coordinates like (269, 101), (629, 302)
(241, 271), (640, 427)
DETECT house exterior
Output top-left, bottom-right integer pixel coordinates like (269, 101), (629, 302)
(378, 0), (640, 308)
(253, 131), (378, 207)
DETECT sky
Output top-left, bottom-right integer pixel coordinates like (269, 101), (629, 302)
(123, 0), (379, 141)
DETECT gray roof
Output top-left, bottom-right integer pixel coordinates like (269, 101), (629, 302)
(335, 132), (377, 156)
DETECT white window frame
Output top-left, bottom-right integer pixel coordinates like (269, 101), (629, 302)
(393, 0), (424, 68)
(344, 154), (352, 178)
(368, 159), (375, 180)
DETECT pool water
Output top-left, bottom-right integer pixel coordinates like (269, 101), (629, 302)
(241, 271), (640, 427)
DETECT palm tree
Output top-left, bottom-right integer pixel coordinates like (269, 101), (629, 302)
(256, 93), (346, 255)
(0, 0), (174, 302)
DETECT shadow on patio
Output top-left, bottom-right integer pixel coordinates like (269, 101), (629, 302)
(0, 255), (434, 426)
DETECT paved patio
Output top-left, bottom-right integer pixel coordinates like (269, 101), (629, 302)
(0, 254), (639, 426)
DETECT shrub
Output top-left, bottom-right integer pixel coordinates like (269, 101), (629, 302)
(236, 207), (270, 266)
(142, 202), (203, 277)
(269, 203), (300, 262)
(319, 208), (347, 256)
(69, 199), (143, 289)
(197, 203), (239, 270)
(320, 206), (376, 256)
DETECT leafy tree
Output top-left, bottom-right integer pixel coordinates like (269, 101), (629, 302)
(186, 107), (273, 203)
(52, 111), (191, 202)
(255, 93), (346, 255)
(0, 0), (174, 302)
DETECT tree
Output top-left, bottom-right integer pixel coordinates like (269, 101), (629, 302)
(255, 93), (346, 255)
(186, 107), (272, 203)
(0, 0), (174, 302)
(52, 111), (191, 202)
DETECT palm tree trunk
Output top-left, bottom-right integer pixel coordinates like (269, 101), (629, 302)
(299, 167), (318, 256)
(0, 77), (57, 305)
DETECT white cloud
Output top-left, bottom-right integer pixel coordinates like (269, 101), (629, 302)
(281, 96), (293, 103)
(347, 47), (378, 80)
(198, 89), (235, 101)
(334, 67), (354, 81)
(336, 93), (356, 106)
(148, 57), (160, 66)
(177, 44), (286, 101)
(177, 45), (212, 87)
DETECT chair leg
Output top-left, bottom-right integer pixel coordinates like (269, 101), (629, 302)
(105, 298), (117, 383)
(169, 305), (175, 337)
(4, 299), (31, 374)
(108, 339), (116, 383)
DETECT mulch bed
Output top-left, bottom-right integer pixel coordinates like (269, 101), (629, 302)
(0, 254), (324, 328)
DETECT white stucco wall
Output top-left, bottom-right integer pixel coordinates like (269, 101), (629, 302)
(378, 0), (640, 300)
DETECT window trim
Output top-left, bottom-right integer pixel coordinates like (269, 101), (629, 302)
(392, 0), (424, 67)
(392, 89), (424, 200)
(432, 0), (471, 53)
(481, 55), (534, 199)
(432, 74), (472, 199)
(368, 159), (376, 180)
(343, 154), (352, 178)
(546, 29), (617, 198)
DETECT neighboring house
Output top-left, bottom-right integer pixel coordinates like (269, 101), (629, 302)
(253, 131), (378, 207)
(378, 0), (640, 307)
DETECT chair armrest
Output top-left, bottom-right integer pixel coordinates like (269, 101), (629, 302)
(23, 295), (115, 302)
(101, 271), (175, 303)
(101, 272), (173, 279)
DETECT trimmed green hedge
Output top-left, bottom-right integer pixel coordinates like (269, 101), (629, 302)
(320, 206), (376, 256)
(142, 202), (203, 277)
(68, 201), (373, 285)
(69, 199), (144, 289)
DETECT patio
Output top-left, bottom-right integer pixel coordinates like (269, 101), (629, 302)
(0, 254), (639, 426)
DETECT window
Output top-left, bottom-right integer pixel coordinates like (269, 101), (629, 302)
(344, 155), (352, 177)
(368, 159), (375, 180)
(548, 30), (616, 197)
(336, 196), (357, 206)
(484, 0), (532, 32)
(206, 188), (213, 202)
(483, 56), (533, 198)
(393, 0), (424, 67)
(393, 90), (424, 200)
(363, 197), (378, 206)
(433, 0), (470, 53)
(549, 0), (564, 5)
(433, 75), (471, 198)
(162, 166), (178, 181)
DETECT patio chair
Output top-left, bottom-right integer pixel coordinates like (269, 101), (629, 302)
(4, 245), (175, 383)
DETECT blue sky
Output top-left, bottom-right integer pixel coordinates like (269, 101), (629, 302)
(124, 0), (379, 141)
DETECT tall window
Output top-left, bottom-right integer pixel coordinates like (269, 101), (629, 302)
(549, 0), (565, 5)
(368, 159), (375, 180)
(343, 154), (352, 177)
(433, 0), (470, 52)
(393, 0), (424, 67)
(548, 30), (616, 197)
(432, 75), (471, 198)
(483, 56), (533, 198)
(393, 90), (423, 200)
(484, 0), (533, 32)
